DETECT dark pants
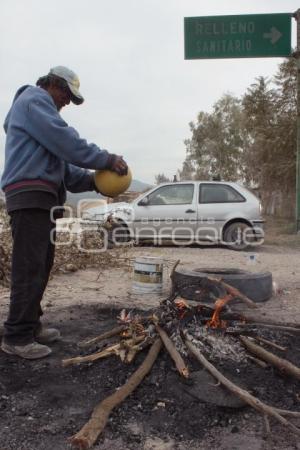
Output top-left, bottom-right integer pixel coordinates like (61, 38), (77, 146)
(3, 209), (56, 345)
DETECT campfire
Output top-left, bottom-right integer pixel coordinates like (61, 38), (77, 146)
(62, 261), (300, 449)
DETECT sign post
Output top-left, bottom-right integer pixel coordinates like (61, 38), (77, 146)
(294, 10), (300, 232)
(184, 13), (292, 59)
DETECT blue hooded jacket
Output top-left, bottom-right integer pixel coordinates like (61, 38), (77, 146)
(1, 85), (111, 201)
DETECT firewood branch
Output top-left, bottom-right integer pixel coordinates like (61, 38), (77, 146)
(253, 335), (287, 352)
(69, 338), (162, 450)
(77, 325), (128, 348)
(274, 408), (300, 418)
(239, 323), (300, 334)
(185, 336), (300, 437)
(240, 317), (300, 328)
(240, 336), (300, 380)
(170, 259), (180, 280)
(62, 336), (145, 367)
(168, 259), (180, 298)
(246, 355), (268, 369)
(155, 323), (189, 378)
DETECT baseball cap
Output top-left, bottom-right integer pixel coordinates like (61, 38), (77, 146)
(49, 66), (84, 105)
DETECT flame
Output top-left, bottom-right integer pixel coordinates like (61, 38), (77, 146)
(206, 294), (232, 329)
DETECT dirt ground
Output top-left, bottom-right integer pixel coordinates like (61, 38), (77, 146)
(0, 240), (300, 450)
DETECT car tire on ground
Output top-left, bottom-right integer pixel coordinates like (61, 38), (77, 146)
(108, 221), (131, 246)
(173, 267), (272, 303)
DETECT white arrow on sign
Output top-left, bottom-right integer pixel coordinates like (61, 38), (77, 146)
(263, 26), (282, 45)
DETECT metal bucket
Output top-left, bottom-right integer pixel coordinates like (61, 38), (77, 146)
(132, 257), (163, 293)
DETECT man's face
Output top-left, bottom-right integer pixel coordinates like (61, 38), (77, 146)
(48, 84), (72, 111)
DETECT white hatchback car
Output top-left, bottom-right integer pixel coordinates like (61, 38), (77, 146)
(82, 181), (264, 250)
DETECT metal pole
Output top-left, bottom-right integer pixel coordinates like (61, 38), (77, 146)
(294, 9), (300, 231)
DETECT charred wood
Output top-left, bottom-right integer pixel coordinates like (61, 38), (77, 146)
(155, 323), (189, 378)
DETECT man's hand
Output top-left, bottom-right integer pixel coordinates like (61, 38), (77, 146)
(110, 155), (128, 176)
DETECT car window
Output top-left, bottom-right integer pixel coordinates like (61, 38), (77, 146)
(199, 184), (245, 203)
(148, 184), (194, 205)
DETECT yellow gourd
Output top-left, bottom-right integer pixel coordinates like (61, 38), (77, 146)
(94, 168), (132, 197)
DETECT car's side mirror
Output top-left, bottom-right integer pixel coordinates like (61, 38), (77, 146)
(138, 196), (149, 206)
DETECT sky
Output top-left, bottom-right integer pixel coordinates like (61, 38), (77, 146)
(0, 0), (298, 184)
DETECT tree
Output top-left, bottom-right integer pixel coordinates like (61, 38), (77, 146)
(178, 159), (195, 180)
(154, 173), (171, 185)
(242, 60), (297, 193)
(182, 94), (244, 181)
(273, 58), (297, 192)
(241, 76), (275, 187)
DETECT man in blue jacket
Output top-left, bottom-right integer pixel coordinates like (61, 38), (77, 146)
(1, 66), (128, 359)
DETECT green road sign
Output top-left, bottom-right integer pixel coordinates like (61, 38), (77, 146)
(184, 13), (292, 59)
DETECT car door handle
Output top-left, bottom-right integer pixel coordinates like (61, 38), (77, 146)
(185, 209), (196, 213)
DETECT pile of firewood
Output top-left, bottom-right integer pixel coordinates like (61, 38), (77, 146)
(62, 263), (300, 450)
(53, 227), (131, 274)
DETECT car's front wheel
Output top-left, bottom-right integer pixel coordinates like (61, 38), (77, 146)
(223, 221), (253, 251)
(108, 221), (131, 247)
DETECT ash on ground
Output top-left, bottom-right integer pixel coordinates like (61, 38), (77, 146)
(1, 305), (299, 450)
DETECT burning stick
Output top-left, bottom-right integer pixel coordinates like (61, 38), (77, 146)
(208, 277), (258, 309)
(77, 325), (128, 348)
(206, 294), (232, 329)
(185, 336), (300, 437)
(155, 323), (189, 378)
(240, 336), (300, 380)
(69, 338), (162, 449)
(62, 336), (145, 367)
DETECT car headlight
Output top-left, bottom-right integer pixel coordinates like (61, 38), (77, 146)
(82, 212), (92, 220)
